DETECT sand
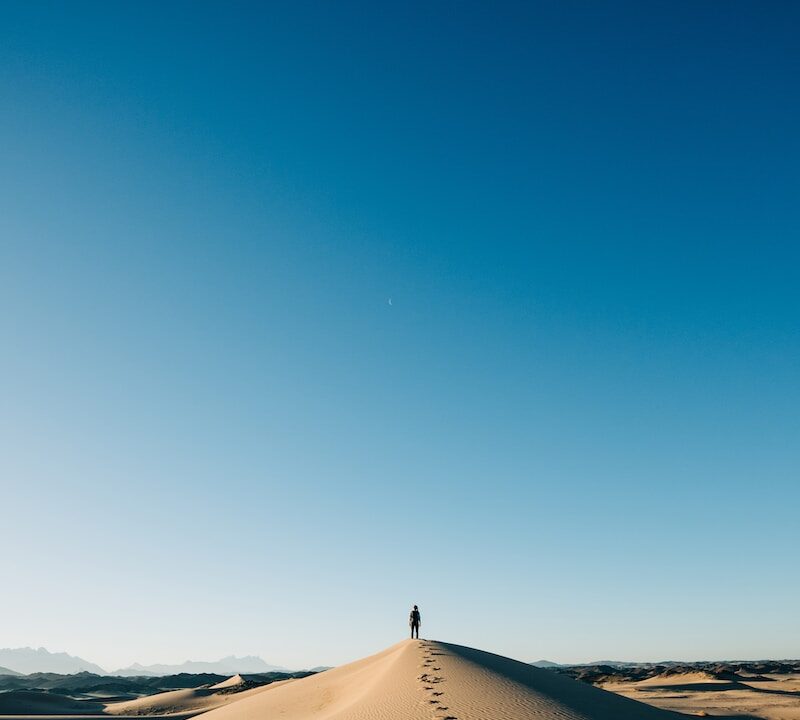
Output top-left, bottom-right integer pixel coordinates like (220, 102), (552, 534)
(104, 680), (292, 717)
(603, 673), (800, 720)
(207, 677), (245, 691)
(4, 642), (797, 720)
(191, 639), (682, 720)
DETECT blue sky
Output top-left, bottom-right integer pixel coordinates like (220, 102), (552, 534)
(1, 1), (798, 670)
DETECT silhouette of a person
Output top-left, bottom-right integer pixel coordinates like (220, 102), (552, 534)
(409, 604), (421, 639)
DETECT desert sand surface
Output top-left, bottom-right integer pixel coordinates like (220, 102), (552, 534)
(602, 673), (800, 720)
(3, 642), (798, 720)
(189, 639), (688, 720)
(104, 681), (291, 717)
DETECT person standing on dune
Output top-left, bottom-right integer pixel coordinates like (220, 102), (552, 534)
(409, 604), (421, 639)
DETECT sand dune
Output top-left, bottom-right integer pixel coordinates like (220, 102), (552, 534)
(192, 639), (684, 720)
(207, 677), (245, 691)
(105, 688), (220, 716)
(4, 642), (786, 720)
(604, 673), (800, 720)
(105, 680), (291, 717)
(636, 672), (732, 686)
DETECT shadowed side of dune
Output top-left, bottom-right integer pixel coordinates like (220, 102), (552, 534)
(433, 642), (764, 720)
(417, 641), (672, 720)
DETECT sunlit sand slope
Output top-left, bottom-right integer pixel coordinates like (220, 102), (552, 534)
(106, 680), (292, 716)
(194, 639), (683, 720)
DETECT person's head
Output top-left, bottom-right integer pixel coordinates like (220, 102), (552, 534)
(413, 605), (418, 610)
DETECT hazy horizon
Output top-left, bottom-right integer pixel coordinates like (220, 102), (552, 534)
(3, 644), (800, 676)
(2, 1), (798, 672)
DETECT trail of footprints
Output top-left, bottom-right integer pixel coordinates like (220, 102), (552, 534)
(417, 642), (457, 720)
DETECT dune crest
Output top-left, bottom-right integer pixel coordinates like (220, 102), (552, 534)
(193, 639), (683, 720)
(209, 675), (246, 690)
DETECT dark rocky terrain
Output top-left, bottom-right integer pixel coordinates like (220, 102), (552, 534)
(0, 670), (317, 714)
(552, 660), (800, 685)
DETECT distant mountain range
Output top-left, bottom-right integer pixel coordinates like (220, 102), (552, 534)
(0, 648), (105, 675)
(110, 656), (288, 676)
(532, 659), (713, 668)
(0, 648), (287, 676)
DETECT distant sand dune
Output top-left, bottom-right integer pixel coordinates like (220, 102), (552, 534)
(105, 680), (291, 717)
(604, 672), (800, 720)
(636, 672), (733, 687)
(658, 673), (727, 683)
(207, 677), (245, 691)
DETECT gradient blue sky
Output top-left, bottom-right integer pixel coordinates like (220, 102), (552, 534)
(1, 1), (798, 671)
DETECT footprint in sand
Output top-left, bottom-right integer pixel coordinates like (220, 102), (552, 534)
(418, 672), (444, 684)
